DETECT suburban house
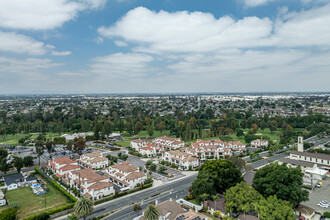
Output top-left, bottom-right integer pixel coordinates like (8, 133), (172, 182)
(106, 161), (146, 188)
(79, 151), (108, 169)
(205, 196), (227, 216)
(152, 136), (184, 150)
(295, 204), (315, 220)
(162, 150), (199, 170)
(228, 141), (246, 152)
(65, 168), (114, 200)
(47, 157), (80, 179)
(137, 199), (208, 220)
(251, 139), (269, 148)
(4, 173), (24, 190)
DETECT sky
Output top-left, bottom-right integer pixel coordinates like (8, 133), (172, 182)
(0, 0), (330, 94)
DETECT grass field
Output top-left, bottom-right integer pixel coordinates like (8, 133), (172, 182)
(0, 132), (62, 146)
(5, 175), (69, 218)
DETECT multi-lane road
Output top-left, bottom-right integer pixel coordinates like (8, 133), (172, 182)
(56, 173), (197, 220)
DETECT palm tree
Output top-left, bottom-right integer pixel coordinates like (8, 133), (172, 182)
(144, 204), (159, 220)
(74, 196), (94, 220)
(211, 194), (219, 211)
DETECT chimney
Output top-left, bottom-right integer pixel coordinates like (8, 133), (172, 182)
(155, 199), (158, 205)
(170, 198), (172, 202)
(298, 136), (304, 152)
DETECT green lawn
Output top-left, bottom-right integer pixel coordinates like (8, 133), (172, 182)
(5, 176), (69, 218)
(0, 132), (62, 146)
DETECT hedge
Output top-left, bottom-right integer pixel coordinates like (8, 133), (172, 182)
(324, 212), (330, 218)
(23, 203), (75, 220)
(35, 167), (77, 203)
(94, 183), (153, 205)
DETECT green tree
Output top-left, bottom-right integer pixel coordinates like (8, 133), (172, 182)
(256, 195), (295, 220)
(146, 124), (155, 137)
(23, 156), (34, 167)
(225, 182), (262, 214)
(0, 158), (9, 174)
(149, 163), (156, 172)
(14, 157), (24, 173)
(0, 149), (8, 161)
(45, 140), (54, 159)
(198, 159), (243, 194)
(158, 166), (166, 174)
(74, 196), (94, 220)
(252, 163), (308, 207)
(144, 204), (159, 220)
(227, 156), (246, 170)
(74, 137), (86, 155)
(134, 122), (144, 134)
(35, 140), (44, 166)
(192, 171), (216, 202)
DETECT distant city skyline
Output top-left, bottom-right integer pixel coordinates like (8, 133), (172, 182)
(0, 0), (330, 94)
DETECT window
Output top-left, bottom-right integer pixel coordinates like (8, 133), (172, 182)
(316, 159), (318, 162)
(310, 158), (312, 161)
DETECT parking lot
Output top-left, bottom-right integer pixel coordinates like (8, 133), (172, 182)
(301, 178), (330, 215)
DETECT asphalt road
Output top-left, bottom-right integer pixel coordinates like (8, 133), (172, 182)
(56, 174), (197, 220)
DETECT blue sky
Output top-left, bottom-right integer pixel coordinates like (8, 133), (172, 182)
(0, 0), (329, 94)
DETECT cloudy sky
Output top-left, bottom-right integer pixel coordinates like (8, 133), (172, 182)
(0, 0), (329, 94)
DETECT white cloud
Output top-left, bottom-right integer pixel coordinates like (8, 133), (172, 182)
(52, 51), (72, 56)
(99, 7), (273, 53)
(0, 0), (107, 30)
(242, 0), (276, 7)
(114, 40), (128, 47)
(274, 4), (330, 47)
(0, 31), (53, 55)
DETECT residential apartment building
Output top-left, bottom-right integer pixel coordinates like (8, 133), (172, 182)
(185, 139), (245, 161)
(130, 139), (148, 151)
(152, 136), (184, 150)
(47, 157), (80, 179)
(79, 151), (108, 169)
(162, 150), (199, 170)
(251, 139), (269, 148)
(105, 161), (147, 188)
(130, 139), (164, 157)
(65, 168), (114, 200)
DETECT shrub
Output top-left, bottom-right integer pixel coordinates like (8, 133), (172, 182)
(324, 212), (330, 218)
(0, 208), (17, 220)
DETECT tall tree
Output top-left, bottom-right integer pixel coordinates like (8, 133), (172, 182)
(0, 158), (9, 174)
(225, 182), (262, 214)
(14, 157), (24, 173)
(45, 140), (54, 159)
(74, 196), (94, 220)
(253, 163), (308, 207)
(74, 137), (86, 155)
(134, 122), (143, 134)
(256, 195), (295, 220)
(35, 140), (44, 166)
(192, 171), (216, 201)
(23, 156), (34, 167)
(144, 204), (159, 220)
(198, 159), (243, 194)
